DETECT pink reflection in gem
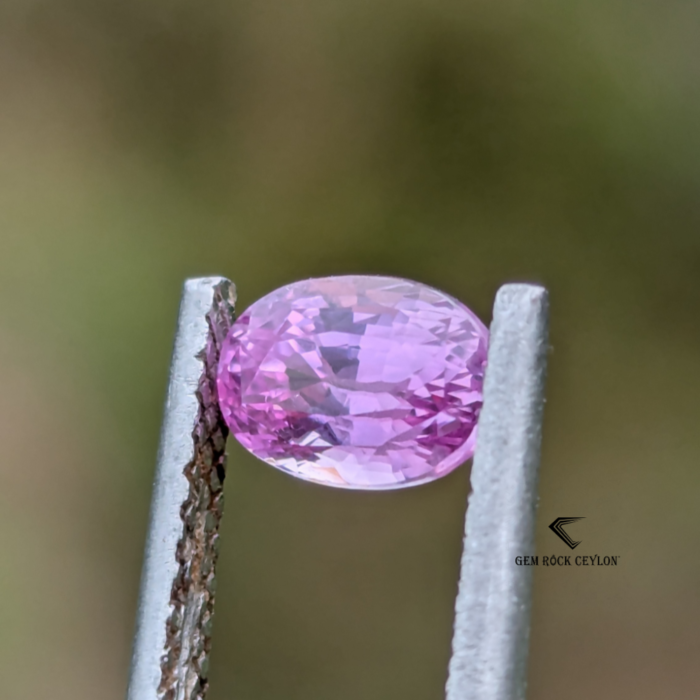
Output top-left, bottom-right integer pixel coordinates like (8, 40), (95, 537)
(216, 276), (488, 489)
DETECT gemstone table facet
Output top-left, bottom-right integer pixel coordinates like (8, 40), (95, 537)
(216, 276), (488, 489)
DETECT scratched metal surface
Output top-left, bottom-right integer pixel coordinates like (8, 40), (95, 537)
(127, 277), (236, 700)
(446, 284), (549, 700)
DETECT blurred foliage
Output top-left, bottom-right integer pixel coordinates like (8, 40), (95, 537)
(0, 1), (699, 699)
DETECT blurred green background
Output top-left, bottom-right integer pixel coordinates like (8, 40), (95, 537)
(1, 0), (699, 698)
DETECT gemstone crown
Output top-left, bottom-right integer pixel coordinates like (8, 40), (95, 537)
(216, 275), (488, 489)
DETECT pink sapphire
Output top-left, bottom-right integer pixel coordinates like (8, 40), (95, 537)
(216, 276), (488, 489)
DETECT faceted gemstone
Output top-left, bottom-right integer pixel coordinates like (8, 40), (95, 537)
(216, 276), (488, 489)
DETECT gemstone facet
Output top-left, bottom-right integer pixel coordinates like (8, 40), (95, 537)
(216, 276), (488, 489)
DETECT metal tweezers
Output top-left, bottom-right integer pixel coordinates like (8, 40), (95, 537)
(126, 277), (549, 700)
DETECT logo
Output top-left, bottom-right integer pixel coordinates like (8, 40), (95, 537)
(549, 517), (584, 550)
(514, 516), (621, 567)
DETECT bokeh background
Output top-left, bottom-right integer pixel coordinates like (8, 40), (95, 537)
(1, 1), (699, 698)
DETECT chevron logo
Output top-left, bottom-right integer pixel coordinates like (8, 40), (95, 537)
(549, 517), (584, 549)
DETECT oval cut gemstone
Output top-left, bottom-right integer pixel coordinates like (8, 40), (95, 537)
(216, 276), (488, 489)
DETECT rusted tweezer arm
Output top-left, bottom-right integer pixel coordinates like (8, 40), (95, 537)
(127, 277), (235, 700)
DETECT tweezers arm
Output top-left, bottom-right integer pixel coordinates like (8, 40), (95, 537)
(127, 277), (236, 700)
(446, 284), (549, 700)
